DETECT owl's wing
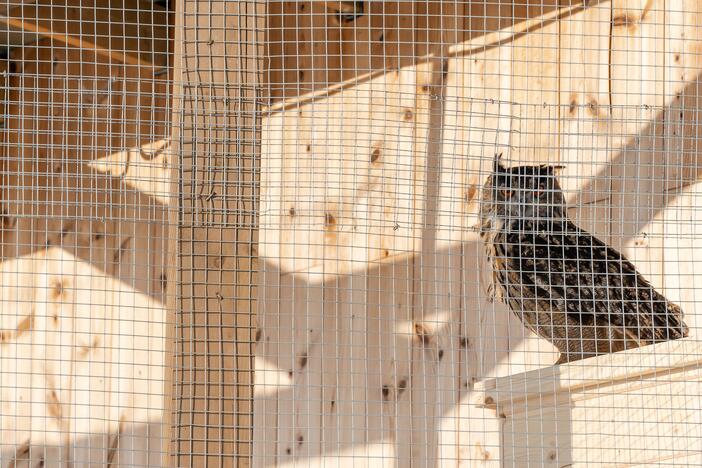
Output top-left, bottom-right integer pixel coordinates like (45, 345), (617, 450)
(520, 219), (687, 343)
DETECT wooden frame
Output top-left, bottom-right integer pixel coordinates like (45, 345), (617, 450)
(166, 0), (266, 466)
(475, 339), (702, 466)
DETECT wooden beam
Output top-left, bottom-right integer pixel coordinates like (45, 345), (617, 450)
(1, 0), (170, 68)
(167, 0), (265, 466)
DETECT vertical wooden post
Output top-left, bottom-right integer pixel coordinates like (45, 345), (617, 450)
(167, 0), (266, 465)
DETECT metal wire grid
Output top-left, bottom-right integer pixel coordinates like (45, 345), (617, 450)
(0, 0), (700, 466)
(0, 0), (173, 466)
(255, 1), (702, 467)
(172, 0), (264, 466)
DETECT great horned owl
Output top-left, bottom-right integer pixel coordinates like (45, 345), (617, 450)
(480, 154), (689, 364)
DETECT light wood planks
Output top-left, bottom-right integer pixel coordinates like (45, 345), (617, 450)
(662, 0), (702, 337)
(608, 0), (666, 297)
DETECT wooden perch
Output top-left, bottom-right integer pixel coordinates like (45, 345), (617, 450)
(0, 0), (170, 69)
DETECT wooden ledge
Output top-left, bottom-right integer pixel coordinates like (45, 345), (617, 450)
(474, 337), (702, 416)
(0, 0), (170, 68)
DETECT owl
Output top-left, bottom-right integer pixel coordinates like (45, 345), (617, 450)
(479, 154), (689, 364)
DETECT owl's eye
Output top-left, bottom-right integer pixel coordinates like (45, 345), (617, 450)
(534, 183), (546, 197)
(500, 188), (513, 198)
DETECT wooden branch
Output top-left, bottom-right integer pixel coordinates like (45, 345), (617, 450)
(1, 0), (169, 68)
(474, 337), (702, 414)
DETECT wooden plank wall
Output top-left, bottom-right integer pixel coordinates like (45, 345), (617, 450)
(0, 24), (171, 468)
(257, 1), (702, 466)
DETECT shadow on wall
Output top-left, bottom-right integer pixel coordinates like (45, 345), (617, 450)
(265, 0), (604, 110)
(0, 420), (165, 468)
(0, 40), (171, 301)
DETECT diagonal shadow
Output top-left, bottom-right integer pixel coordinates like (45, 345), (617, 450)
(1, 147), (170, 300)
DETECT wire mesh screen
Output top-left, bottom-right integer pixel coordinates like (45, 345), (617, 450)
(255, 1), (702, 467)
(171, 0), (264, 466)
(0, 0), (173, 466)
(3, 0), (702, 466)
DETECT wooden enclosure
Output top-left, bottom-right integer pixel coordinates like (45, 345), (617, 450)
(256, 0), (702, 466)
(1, 0), (702, 466)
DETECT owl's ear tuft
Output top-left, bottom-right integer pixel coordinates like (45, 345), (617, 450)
(493, 153), (508, 173)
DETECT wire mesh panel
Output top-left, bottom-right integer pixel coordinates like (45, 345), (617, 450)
(171, 0), (265, 466)
(0, 0), (173, 466)
(3, 0), (702, 466)
(255, 1), (702, 467)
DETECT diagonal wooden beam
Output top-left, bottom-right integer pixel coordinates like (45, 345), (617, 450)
(0, 0), (170, 69)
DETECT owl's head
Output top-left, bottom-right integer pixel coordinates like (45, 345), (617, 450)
(481, 154), (566, 223)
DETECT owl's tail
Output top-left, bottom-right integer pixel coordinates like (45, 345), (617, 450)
(664, 302), (689, 340)
(647, 300), (689, 342)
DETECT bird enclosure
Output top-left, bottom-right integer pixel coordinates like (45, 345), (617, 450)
(1, 0), (702, 467)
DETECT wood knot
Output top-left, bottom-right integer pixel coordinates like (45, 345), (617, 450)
(381, 385), (390, 400)
(47, 390), (63, 421)
(612, 13), (640, 31)
(403, 109), (414, 121)
(51, 279), (67, 300)
(298, 352), (308, 369)
(289, 206), (296, 216)
(324, 213), (336, 229)
(459, 336), (470, 348)
(568, 94), (578, 115)
(397, 378), (408, 395)
(414, 323), (432, 345)
(371, 148), (381, 163)
(587, 97), (598, 115)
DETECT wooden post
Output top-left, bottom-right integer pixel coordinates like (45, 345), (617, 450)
(167, 0), (266, 465)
